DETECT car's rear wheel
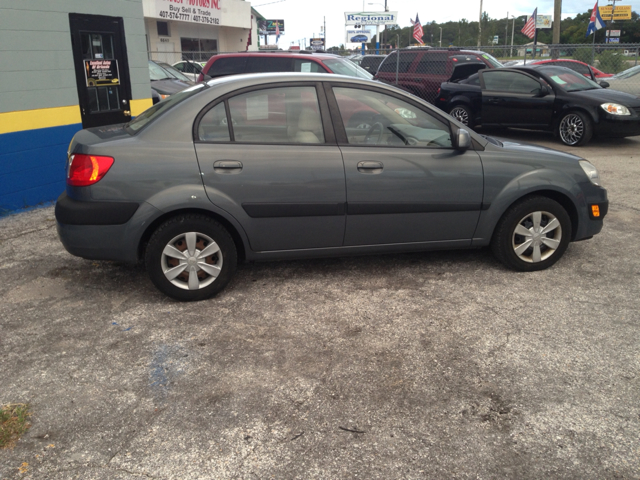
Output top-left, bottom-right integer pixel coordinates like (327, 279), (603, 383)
(449, 105), (473, 128)
(558, 111), (592, 146)
(145, 215), (237, 301)
(491, 196), (571, 272)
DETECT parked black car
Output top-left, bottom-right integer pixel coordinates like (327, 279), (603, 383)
(360, 54), (386, 74)
(435, 65), (640, 146)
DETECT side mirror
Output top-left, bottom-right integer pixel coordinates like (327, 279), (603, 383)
(454, 128), (472, 151)
(599, 80), (610, 88)
(537, 85), (551, 97)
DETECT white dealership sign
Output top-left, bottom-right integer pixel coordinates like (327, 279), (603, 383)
(345, 11), (399, 26)
(154, 0), (221, 25)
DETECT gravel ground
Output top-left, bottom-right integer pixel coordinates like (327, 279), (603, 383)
(1, 130), (639, 479)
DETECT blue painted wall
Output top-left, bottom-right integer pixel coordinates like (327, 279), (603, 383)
(0, 124), (82, 215)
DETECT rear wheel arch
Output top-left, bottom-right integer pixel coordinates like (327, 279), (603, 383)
(138, 208), (248, 264)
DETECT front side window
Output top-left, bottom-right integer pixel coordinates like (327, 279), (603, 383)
(333, 87), (452, 148)
(228, 86), (325, 144)
(482, 70), (541, 93)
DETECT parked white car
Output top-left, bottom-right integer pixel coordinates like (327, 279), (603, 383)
(172, 60), (207, 81)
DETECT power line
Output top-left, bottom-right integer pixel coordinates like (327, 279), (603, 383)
(253, 0), (287, 6)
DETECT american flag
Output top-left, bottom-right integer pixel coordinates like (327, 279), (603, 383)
(521, 8), (537, 39)
(412, 13), (424, 44)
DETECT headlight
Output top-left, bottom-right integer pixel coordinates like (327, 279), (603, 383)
(579, 160), (602, 186)
(600, 103), (630, 115)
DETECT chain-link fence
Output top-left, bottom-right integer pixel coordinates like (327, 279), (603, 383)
(148, 44), (640, 102)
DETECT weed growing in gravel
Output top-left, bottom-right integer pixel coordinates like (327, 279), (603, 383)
(0, 404), (31, 448)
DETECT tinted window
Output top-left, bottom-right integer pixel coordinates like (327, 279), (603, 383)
(197, 103), (230, 142)
(333, 87), (452, 148)
(483, 70), (540, 92)
(246, 57), (293, 73)
(507, 73), (542, 93)
(228, 86), (325, 144)
(293, 59), (326, 73)
(416, 52), (448, 75)
(378, 52), (417, 73)
(209, 57), (247, 77)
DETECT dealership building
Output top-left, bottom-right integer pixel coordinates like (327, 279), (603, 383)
(0, 0), (258, 213)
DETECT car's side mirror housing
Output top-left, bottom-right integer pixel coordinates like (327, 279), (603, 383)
(453, 128), (472, 151)
(537, 85), (551, 97)
(599, 80), (610, 88)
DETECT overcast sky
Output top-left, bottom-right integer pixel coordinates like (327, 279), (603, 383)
(253, 0), (637, 48)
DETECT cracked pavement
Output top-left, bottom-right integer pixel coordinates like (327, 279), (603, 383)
(1, 130), (639, 479)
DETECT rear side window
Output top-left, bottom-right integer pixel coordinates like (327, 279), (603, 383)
(378, 52), (417, 73)
(416, 52), (448, 75)
(246, 57), (293, 73)
(227, 86), (325, 144)
(294, 59), (326, 73)
(208, 57), (247, 77)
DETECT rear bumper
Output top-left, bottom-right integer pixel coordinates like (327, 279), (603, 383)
(56, 193), (162, 263)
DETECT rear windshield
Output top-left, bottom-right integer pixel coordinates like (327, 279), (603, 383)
(322, 58), (373, 79)
(126, 84), (207, 133)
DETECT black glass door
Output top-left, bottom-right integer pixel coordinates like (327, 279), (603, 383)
(70, 14), (133, 128)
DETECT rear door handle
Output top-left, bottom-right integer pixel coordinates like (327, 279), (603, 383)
(357, 161), (384, 174)
(213, 160), (243, 173)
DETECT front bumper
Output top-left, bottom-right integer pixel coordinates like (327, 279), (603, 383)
(594, 113), (640, 138)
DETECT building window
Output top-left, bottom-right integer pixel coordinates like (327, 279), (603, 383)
(181, 38), (218, 61)
(157, 21), (169, 37)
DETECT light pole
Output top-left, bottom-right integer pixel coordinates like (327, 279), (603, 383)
(368, 0), (388, 54)
(478, 0), (483, 47)
(439, 26), (442, 47)
(510, 15), (515, 58)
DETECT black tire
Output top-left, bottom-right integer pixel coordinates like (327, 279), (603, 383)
(491, 196), (572, 272)
(449, 104), (474, 128)
(557, 110), (593, 146)
(145, 214), (237, 301)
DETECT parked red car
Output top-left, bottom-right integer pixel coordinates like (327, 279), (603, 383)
(196, 52), (372, 82)
(529, 59), (613, 79)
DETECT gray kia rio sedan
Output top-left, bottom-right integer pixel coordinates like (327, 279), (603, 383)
(56, 73), (608, 301)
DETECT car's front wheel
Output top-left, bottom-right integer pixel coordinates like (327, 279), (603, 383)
(491, 196), (572, 272)
(558, 111), (593, 146)
(145, 215), (237, 301)
(449, 105), (473, 128)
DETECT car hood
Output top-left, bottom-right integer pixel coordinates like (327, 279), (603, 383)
(483, 135), (584, 162)
(151, 79), (193, 95)
(569, 88), (640, 106)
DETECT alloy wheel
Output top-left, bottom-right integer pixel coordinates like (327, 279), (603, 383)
(449, 106), (470, 126)
(559, 114), (584, 145)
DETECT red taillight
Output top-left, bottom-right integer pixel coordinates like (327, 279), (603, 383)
(67, 154), (114, 186)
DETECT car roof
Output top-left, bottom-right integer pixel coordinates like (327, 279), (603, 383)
(209, 51), (339, 60)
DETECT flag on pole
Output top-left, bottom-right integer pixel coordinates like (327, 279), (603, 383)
(521, 8), (537, 39)
(586, 1), (605, 36)
(275, 22), (281, 43)
(412, 14), (424, 44)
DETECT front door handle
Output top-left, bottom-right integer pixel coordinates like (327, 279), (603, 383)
(213, 160), (243, 173)
(357, 161), (384, 174)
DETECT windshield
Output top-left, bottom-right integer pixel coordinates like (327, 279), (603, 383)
(612, 65), (640, 79)
(479, 52), (504, 69)
(148, 61), (173, 81)
(126, 83), (206, 133)
(540, 67), (601, 92)
(158, 62), (192, 82)
(323, 58), (373, 79)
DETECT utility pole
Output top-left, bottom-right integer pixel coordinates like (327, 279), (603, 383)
(477, 0), (483, 47)
(505, 11), (508, 47)
(553, 0), (562, 44)
(324, 16), (326, 50)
